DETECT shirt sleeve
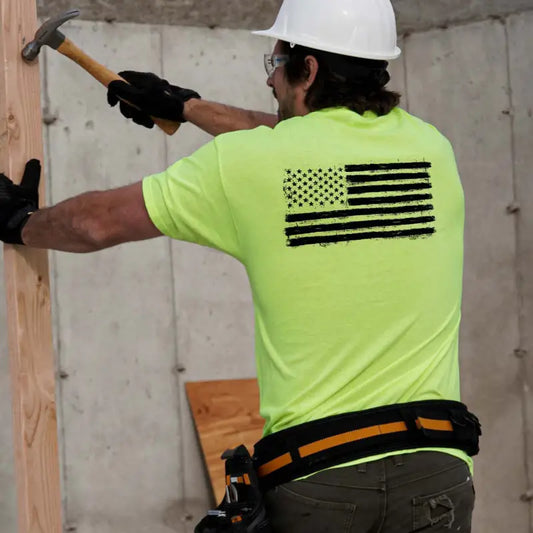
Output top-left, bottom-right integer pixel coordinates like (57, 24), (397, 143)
(142, 139), (241, 260)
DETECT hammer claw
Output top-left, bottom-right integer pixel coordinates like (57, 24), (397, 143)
(35, 9), (81, 41)
(22, 8), (80, 62)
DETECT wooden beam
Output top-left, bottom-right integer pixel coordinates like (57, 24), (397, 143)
(0, 1), (62, 532)
(186, 379), (264, 503)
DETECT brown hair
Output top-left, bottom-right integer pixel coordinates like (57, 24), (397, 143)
(281, 41), (400, 116)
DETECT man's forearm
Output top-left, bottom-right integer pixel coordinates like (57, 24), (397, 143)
(22, 193), (109, 252)
(184, 98), (278, 136)
(22, 183), (161, 252)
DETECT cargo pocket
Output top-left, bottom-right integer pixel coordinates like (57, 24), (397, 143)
(412, 477), (475, 531)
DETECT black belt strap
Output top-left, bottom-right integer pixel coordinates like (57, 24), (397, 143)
(253, 400), (481, 491)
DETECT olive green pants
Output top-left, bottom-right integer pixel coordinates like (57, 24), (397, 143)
(264, 451), (475, 533)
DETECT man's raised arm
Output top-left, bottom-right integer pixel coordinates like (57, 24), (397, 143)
(183, 98), (278, 136)
(107, 71), (278, 136)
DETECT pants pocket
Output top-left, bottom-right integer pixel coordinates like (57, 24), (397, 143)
(412, 476), (475, 531)
(265, 484), (357, 533)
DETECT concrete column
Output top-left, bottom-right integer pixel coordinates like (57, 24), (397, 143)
(508, 11), (533, 525)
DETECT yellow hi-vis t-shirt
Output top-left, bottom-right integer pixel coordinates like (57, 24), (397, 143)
(143, 107), (471, 470)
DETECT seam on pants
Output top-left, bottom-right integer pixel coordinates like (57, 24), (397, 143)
(375, 483), (387, 533)
(277, 484), (356, 508)
(344, 505), (357, 533)
(411, 477), (472, 503)
(388, 460), (468, 490)
(375, 460), (387, 533)
(302, 479), (384, 491)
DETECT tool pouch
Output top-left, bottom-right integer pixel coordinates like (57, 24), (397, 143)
(194, 445), (272, 533)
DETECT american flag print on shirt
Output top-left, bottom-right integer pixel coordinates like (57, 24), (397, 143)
(283, 162), (436, 248)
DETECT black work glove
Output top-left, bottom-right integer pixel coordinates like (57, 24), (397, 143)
(0, 159), (41, 245)
(107, 71), (201, 129)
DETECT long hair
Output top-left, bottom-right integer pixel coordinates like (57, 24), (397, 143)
(281, 41), (400, 116)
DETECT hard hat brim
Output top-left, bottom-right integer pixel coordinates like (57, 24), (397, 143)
(252, 29), (402, 61)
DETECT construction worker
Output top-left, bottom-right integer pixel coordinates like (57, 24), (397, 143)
(0, 0), (481, 531)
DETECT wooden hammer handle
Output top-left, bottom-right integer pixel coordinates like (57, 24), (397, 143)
(56, 38), (180, 136)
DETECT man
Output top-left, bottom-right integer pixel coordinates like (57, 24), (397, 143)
(0, 0), (480, 531)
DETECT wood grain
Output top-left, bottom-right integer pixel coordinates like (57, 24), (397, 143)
(186, 379), (264, 503)
(0, 1), (62, 531)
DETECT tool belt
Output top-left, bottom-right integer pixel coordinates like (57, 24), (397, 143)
(195, 400), (481, 531)
(253, 400), (481, 491)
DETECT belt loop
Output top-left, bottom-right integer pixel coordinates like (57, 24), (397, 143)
(392, 454), (404, 467)
(356, 462), (367, 473)
(400, 407), (418, 432)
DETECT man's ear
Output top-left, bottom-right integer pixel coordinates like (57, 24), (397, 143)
(303, 55), (319, 90)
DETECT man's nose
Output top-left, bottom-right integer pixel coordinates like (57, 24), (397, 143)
(266, 75), (274, 88)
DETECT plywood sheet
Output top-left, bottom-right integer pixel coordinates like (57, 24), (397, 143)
(186, 379), (264, 503)
(405, 19), (525, 533)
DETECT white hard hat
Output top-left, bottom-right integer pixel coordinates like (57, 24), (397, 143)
(253, 0), (401, 61)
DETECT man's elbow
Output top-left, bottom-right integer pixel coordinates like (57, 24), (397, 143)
(72, 209), (122, 252)
(66, 187), (158, 253)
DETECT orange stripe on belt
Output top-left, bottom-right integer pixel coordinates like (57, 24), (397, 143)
(416, 417), (453, 432)
(257, 453), (292, 477)
(256, 418), (455, 478)
(299, 421), (408, 458)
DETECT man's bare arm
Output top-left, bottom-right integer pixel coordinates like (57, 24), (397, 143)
(107, 72), (278, 135)
(184, 98), (278, 136)
(22, 181), (162, 253)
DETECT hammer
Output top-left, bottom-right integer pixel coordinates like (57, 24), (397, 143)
(22, 9), (180, 136)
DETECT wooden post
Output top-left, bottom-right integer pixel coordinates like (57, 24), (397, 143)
(0, 1), (63, 532)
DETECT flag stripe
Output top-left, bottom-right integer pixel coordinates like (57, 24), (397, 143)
(288, 228), (436, 247)
(347, 183), (432, 194)
(286, 204), (435, 223)
(348, 194), (433, 206)
(347, 172), (430, 183)
(285, 216), (436, 237)
(345, 162), (432, 172)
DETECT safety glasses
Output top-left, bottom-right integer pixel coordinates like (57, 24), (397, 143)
(264, 54), (290, 77)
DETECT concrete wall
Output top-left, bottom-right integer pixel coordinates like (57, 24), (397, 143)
(37, 0), (533, 33)
(1, 10), (532, 533)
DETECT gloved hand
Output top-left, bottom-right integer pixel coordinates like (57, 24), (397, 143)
(0, 159), (41, 245)
(107, 71), (201, 129)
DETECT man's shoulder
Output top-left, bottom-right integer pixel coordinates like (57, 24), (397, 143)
(216, 124), (277, 143)
(395, 108), (450, 140)
(213, 119), (308, 158)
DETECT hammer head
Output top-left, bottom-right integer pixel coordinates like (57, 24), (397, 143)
(22, 9), (80, 62)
